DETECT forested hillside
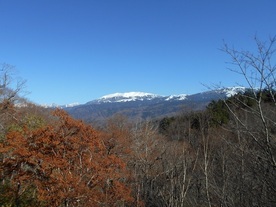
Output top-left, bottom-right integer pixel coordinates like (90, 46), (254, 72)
(0, 37), (275, 207)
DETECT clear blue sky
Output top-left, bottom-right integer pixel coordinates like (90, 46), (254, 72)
(0, 0), (276, 105)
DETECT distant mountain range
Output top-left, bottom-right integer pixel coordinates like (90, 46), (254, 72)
(63, 87), (245, 124)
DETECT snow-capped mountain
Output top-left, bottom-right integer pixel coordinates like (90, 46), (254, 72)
(87, 92), (188, 104)
(65, 87), (245, 124)
(89, 92), (162, 103)
(86, 87), (244, 105)
(222, 86), (245, 97)
(165, 94), (188, 101)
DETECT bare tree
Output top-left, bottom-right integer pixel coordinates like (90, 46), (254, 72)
(222, 36), (276, 165)
(0, 63), (26, 102)
(222, 36), (276, 206)
(0, 63), (27, 142)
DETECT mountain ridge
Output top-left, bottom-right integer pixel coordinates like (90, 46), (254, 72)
(88, 91), (188, 104)
(64, 87), (246, 124)
(41, 86), (245, 108)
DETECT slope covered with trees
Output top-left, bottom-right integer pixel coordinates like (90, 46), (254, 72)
(0, 65), (134, 206)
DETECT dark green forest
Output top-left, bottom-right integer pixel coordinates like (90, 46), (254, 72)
(0, 37), (275, 206)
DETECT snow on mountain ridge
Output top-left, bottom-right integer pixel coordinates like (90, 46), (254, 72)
(40, 102), (80, 108)
(165, 94), (187, 101)
(41, 87), (247, 107)
(93, 92), (190, 103)
(101, 92), (160, 99)
(222, 86), (246, 97)
(64, 102), (80, 107)
(97, 92), (162, 103)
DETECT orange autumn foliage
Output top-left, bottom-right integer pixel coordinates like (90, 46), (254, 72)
(0, 109), (134, 206)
